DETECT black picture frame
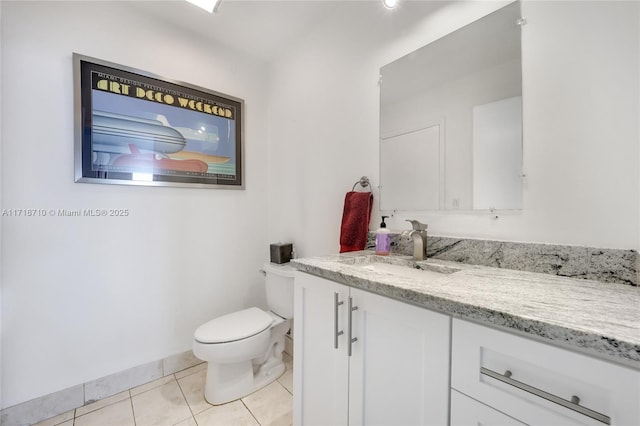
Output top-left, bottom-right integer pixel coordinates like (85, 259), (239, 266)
(73, 53), (244, 189)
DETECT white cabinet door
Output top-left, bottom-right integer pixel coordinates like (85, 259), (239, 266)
(293, 273), (349, 426)
(451, 389), (526, 426)
(348, 288), (451, 426)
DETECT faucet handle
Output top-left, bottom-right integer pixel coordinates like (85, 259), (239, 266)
(406, 219), (428, 232)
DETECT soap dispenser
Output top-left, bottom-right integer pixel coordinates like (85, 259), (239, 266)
(375, 216), (391, 256)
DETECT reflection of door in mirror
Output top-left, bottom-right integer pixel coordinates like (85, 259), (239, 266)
(473, 96), (523, 210)
(379, 1), (523, 212)
(380, 120), (445, 211)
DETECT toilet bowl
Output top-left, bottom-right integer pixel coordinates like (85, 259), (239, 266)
(193, 262), (295, 405)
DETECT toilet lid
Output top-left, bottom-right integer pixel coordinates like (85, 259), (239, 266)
(194, 307), (273, 344)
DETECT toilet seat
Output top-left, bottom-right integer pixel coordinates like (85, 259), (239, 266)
(194, 307), (273, 344)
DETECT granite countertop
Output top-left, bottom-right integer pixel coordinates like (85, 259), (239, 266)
(291, 251), (640, 369)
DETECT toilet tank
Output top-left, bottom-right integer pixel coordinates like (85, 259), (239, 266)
(263, 262), (295, 319)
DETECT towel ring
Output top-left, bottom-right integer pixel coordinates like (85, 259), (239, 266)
(352, 176), (371, 192)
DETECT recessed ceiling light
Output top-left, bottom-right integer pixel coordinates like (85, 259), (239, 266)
(185, 0), (222, 13)
(383, 0), (399, 10)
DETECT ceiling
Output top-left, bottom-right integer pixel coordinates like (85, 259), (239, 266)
(124, 1), (451, 63)
(126, 0), (347, 62)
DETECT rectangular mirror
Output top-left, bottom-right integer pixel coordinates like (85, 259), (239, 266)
(380, 1), (523, 211)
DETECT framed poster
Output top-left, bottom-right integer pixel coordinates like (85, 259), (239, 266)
(73, 53), (244, 189)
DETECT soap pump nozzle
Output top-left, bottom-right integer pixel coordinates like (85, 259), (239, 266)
(380, 215), (389, 228)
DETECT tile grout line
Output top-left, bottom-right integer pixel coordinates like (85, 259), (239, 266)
(277, 378), (293, 397)
(128, 389), (137, 426)
(240, 398), (262, 426)
(174, 373), (198, 424)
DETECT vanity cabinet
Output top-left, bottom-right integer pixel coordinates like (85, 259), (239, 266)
(451, 319), (640, 426)
(293, 272), (450, 425)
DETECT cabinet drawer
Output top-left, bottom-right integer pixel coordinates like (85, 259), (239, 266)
(451, 319), (640, 425)
(451, 389), (525, 426)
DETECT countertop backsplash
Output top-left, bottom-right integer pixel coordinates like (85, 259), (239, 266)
(367, 232), (639, 286)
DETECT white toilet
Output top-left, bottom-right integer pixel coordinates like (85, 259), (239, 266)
(192, 262), (295, 405)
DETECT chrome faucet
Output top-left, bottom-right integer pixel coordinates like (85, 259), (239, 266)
(406, 220), (428, 260)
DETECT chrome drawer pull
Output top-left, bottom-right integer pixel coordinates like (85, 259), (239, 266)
(334, 292), (344, 349)
(347, 297), (358, 357)
(480, 367), (610, 425)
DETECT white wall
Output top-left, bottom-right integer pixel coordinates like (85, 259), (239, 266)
(266, 2), (383, 257)
(1, 1), (270, 408)
(268, 0), (639, 253)
(511, 0), (639, 249)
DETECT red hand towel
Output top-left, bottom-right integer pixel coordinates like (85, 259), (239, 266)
(339, 191), (373, 253)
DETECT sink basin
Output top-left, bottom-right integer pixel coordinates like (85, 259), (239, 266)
(355, 261), (459, 280)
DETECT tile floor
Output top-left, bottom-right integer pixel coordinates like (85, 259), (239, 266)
(34, 353), (293, 426)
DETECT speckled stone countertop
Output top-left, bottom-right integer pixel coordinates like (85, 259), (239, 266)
(291, 251), (640, 369)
